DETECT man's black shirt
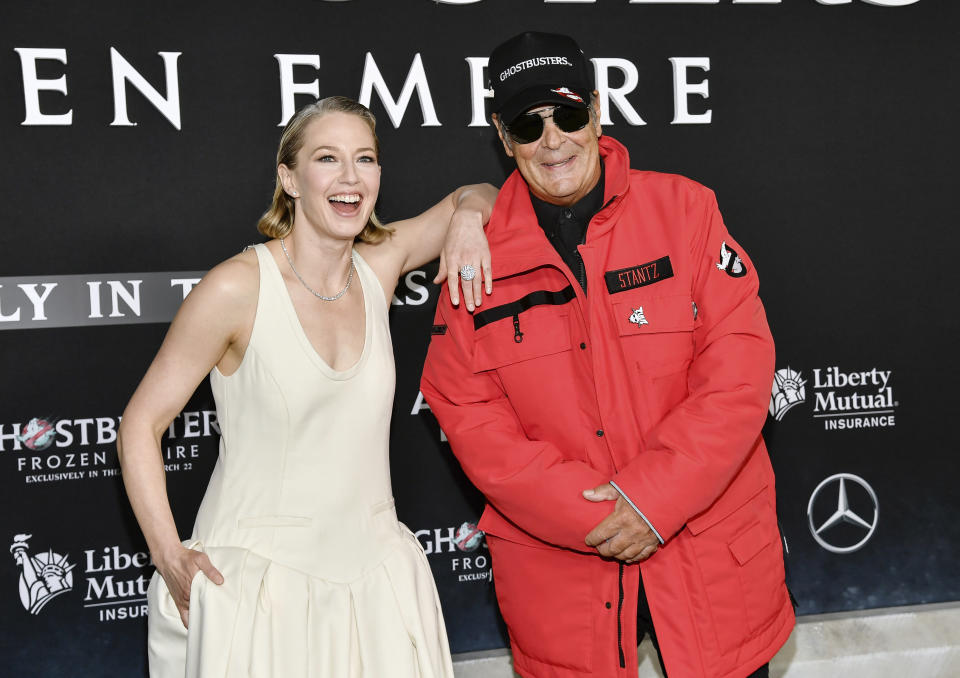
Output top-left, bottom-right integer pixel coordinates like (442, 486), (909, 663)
(529, 163), (605, 293)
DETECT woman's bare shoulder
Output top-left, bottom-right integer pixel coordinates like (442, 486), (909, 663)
(354, 234), (402, 275)
(353, 235), (392, 258)
(187, 246), (261, 311)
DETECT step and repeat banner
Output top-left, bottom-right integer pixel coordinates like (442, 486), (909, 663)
(2, 1), (955, 675)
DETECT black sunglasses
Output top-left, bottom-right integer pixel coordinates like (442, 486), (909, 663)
(503, 105), (591, 145)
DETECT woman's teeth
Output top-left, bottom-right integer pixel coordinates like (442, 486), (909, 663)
(328, 193), (362, 216)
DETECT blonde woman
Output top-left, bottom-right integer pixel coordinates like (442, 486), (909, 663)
(117, 97), (496, 677)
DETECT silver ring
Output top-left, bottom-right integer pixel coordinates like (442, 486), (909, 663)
(459, 264), (477, 281)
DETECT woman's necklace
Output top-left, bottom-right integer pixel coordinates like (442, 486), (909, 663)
(279, 237), (354, 302)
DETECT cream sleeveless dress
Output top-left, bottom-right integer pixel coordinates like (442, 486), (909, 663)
(146, 244), (454, 678)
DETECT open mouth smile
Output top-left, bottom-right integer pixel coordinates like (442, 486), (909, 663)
(328, 193), (362, 216)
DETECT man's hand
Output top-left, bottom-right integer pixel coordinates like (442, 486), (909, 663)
(583, 483), (659, 564)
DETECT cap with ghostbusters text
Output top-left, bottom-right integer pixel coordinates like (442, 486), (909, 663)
(488, 31), (593, 124)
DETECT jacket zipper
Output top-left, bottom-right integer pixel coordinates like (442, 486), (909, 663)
(576, 251), (587, 291)
(512, 314), (524, 343)
(617, 561), (625, 668)
(574, 196), (612, 292)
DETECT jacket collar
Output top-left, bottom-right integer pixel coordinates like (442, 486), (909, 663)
(487, 136), (632, 279)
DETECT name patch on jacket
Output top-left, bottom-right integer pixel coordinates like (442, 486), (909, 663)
(604, 256), (673, 294)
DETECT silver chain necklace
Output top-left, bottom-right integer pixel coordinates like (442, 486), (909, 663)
(279, 237), (354, 302)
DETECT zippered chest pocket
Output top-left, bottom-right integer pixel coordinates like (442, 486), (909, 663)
(472, 286), (576, 372)
(473, 308), (572, 373)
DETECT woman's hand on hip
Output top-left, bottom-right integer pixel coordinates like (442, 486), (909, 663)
(155, 545), (224, 629)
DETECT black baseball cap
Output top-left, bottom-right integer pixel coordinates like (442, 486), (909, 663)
(488, 31), (593, 124)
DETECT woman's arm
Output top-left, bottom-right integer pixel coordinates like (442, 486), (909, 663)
(360, 183), (498, 312)
(116, 253), (256, 628)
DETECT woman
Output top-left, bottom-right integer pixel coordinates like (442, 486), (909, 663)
(117, 96), (496, 678)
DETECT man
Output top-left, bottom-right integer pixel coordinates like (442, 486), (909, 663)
(421, 32), (794, 678)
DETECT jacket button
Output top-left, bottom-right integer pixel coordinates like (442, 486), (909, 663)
(579, 342), (587, 350)
(605, 601), (612, 609)
(596, 429), (604, 437)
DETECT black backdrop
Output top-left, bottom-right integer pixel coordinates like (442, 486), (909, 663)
(2, 1), (957, 675)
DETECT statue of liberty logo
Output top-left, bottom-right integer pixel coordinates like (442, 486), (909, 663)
(10, 534), (75, 614)
(770, 367), (806, 421)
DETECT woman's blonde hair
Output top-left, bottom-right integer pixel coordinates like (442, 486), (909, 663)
(257, 96), (393, 243)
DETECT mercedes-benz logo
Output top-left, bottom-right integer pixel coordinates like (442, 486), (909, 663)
(807, 473), (878, 554)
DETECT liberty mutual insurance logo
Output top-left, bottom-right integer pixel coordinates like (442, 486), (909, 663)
(769, 367), (806, 421)
(769, 364), (898, 431)
(10, 533), (75, 614)
(10, 532), (151, 622)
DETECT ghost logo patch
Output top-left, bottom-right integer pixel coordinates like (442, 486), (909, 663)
(716, 241), (747, 278)
(629, 307), (649, 326)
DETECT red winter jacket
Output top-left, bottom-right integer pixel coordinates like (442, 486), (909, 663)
(421, 136), (794, 678)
